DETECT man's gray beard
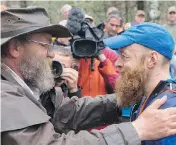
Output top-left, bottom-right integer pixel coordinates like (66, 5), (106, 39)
(20, 56), (55, 95)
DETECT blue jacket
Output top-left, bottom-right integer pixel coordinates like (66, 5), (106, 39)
(131, 80), (176, 145)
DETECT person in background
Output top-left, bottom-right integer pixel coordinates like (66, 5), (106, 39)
(59, 4), (72, 26)
(97, 6), (124, 34)
(77, 47), (120, 97)
(54, 4), (72, 45)
(104, 12), (123, 38)
(40, 45), (81, 118)
(124, 10), (145, 30)
(163, 6), (176, 43)
(104, 22), (176, 145)
(163, 6), (176, 80)
(52, 45), (80, 94)
(170, 47), (176, 79)
(53, 23), (71, 47)
(53, 36), (71, 46)
(106, 6), (120, 17)
(85, 14), (94, 24)
(63, 7), (120, 97)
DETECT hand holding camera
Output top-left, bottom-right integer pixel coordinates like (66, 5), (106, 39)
(60, 68), (78, 93)
(52, 61), (78, 93)
(97, 50), (106, 62)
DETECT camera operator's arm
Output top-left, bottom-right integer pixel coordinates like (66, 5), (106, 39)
(98, 48), (120, 93)
(60, 68), (81, 98)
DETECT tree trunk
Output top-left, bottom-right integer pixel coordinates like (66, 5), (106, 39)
(149, 0), (160, 23)
(137, 1), (144, 10)
(125, 1), (128, 22)
(20, 1), (27, 8)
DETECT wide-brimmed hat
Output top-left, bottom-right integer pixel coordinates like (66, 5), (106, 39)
(1, 7), (72, 46)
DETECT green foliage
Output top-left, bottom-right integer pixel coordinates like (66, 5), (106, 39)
(4, 1), (176, 25)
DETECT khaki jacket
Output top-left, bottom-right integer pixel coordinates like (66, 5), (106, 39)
(1, 64), (141, 145)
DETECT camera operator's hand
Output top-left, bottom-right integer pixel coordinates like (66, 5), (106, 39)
(97, 50), (106, 62)
(60, 68), (78, 93)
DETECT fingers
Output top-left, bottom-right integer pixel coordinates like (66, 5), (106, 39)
(169, 122), (176, 130)
(165, 107), (176, 115)
(61, 76), (76, 84)
(61, 72), (78, 81)
(62, 67), (78, 73)
(168, 129), (176, 136)
(62, 68), (78, 75)
(61, 68), (78, 79)
(149, 96), (167, 109)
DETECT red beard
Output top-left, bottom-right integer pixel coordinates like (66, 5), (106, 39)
(115, 64), (145, 107)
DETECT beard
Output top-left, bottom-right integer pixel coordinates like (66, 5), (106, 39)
(20, 55), (55, 95)
(115, 62), (145, 107)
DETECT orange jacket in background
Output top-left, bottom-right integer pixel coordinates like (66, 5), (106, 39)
(78, 48), (120, 97)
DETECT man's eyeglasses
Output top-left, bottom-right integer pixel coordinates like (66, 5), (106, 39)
(26, 39), (54, 50)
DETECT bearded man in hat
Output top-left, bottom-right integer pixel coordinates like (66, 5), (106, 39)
(104, 22), (176, 145)
(2, 7), (176, 145)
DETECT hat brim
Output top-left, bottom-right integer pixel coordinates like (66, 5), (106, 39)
(1, 24), (72, 46)
(103, 34), (134, 50)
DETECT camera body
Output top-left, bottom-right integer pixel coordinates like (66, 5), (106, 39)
(70, 20), (105, 59)
(71, 38), (98, 58)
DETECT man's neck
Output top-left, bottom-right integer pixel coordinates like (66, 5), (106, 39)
(144, 69), (170, 98)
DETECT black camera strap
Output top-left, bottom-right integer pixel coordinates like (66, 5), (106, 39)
(82, 21), (104, 41)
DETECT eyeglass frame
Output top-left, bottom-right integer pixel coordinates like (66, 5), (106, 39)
(26, 39), (55, 51)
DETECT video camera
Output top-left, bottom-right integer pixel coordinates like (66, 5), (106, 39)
(52, 7), (105, 77)
(70, 19), (105, 59)
(66, 7), (105, 71)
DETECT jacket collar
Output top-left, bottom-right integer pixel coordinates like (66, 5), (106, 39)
(1, 63), (46, 112)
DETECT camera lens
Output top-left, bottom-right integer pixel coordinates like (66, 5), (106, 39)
(52, 61), (63, 79)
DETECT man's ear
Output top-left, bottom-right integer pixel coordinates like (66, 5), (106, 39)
(8, 39), (21, 58)
(147, 51), (158, 69)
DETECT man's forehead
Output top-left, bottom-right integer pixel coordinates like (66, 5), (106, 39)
(119, 45), (133, 54)
(109, 17), (121, 23)
(120, 44), (143, 54)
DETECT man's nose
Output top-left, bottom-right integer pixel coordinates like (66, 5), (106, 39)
(47, 50), (55, 59)
(112, 26), (117, 31)
(115, 58), (123, 70)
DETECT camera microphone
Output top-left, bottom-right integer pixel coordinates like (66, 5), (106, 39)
(66, 7), (85, 35)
